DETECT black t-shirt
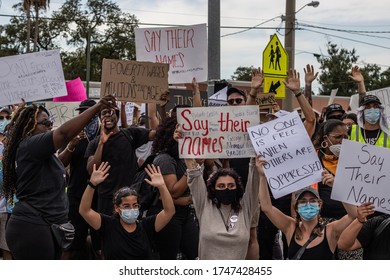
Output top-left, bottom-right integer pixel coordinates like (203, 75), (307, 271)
(12, 131), (68, 224)
(358, 214), (390, 260)
(100, 214), (156, 260)
(153, 153), (190, 197)
(85, 127), (150, 199)
(67, 139), (90, 199)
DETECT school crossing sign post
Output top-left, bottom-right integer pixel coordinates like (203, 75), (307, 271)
(262, 34), (288, 98)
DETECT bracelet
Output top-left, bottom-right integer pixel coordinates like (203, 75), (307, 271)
(294, 91), (303, 98)
(66, 145), (75, 153)
(87, 181), (98, 190)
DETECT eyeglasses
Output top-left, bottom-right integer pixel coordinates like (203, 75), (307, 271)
(297, 199), (319, 208)
(227, 98), (244, 105)
(215, 183), (237, 190)
(37, 119), (53, 128)
(0, 116), (11, 121)
(101, 109), (115, 117)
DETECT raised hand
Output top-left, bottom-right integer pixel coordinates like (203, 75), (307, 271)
(98, 95), (118, 111)
(356, 202), (375, 223)
(144, 164), (165, 188)
(251, 67), (264, 90)
(349, 66), (364, 83)
(304, 64), (318, 85)
(255, 155), (267, 176)
(321, 169), (334, 187)
(283, 68), (301, 94)
(90, 162), (110, 186)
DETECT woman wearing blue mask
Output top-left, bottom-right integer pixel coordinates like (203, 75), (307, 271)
(79, 162), (175, 260)
(256, 156), (357, 260)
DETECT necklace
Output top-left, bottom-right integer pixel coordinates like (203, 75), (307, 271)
(217, 207), (232, 231)
(362, 128), (381, 145)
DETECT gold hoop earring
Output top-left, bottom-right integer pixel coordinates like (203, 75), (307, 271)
(321, 140), (328, 149)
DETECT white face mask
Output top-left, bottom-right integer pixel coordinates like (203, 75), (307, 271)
(329, 144), (342, 157)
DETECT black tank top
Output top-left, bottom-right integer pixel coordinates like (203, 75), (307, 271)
(288, 226), (334, 260)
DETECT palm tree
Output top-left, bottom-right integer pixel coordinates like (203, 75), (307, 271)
(32, 0), (50, 51)
(22, 0), (32, 52)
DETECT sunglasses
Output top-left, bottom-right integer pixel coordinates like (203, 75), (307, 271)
(227, 98), (244, 105)
(101, 109), (115, 117)
(0, 116), (11, 120)
(37, 119), (53, 128)
(297, 199), (319, 208)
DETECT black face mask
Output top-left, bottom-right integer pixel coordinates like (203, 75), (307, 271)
(215, 189), (237, 205)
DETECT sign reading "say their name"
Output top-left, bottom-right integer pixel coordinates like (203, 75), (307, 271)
(177, 106), (259, 159)
(0, 50), (67, 106)
(247, 111), (322, 199)
(331, 140), (390, 214)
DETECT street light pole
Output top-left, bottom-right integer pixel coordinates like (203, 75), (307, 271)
(208, 0), (220, 98)
(282, 1), (320, 112)
(282, 0), (296, 112)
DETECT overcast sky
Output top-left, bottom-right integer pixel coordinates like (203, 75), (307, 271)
(1, 0), (389, 92)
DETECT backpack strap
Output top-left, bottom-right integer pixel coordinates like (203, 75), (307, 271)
(291, 222), (327, 260)
(120, 128), (134, 147)
(374, 217), (390, 238)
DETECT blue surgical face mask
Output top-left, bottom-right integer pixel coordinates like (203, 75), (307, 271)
(120, 208), (139, 224)
(364, 108), (381, 124)
(297, 203), (320, 221)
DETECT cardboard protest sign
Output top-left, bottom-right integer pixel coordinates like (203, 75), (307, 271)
(53, 77), (87, 102)
(331, 140), (390, 214)
(0, 50), (67, 106)
(256, 93), (276, 109)
(40, 101), (80, 128)
(177, 106), (259, 158)
(135, 24), (207, 84)
(100, 59), (169, 104)
(247, 111), (322, 199)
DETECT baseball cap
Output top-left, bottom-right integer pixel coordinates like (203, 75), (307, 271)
(226, 87), (247, 101)
(0, 107), (12, 115)
(359, 95), (381, 107)
(294, 187), (320, 201)
(75, 99), (96, 111)
(324, 103), (345, 119)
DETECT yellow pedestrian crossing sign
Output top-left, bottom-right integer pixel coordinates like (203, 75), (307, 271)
(263, 76), (286, 98)
(262, 34), (288, 76)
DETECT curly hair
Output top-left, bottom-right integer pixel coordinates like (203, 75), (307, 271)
(313, 119), (345, 149)
(2, 105), (49, 201)
(151, 115), (178, 158)
(206, 168), (244, 212)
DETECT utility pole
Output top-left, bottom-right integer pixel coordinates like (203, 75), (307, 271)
(282, 0), (295, 112)
(207, 0), (221, 98)
(86, 28), (91, 98)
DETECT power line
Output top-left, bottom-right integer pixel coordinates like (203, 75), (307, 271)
(221, 16), (281, 37)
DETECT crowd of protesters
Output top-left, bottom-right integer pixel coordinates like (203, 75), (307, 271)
(0, 65), (389, 260)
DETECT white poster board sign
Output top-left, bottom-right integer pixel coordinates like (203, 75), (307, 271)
(177, 106), (259, 158)
(0, 50), (67, 106)
(327, 88), (339, 106)
(331, 139), (390, 214)
(135, 24), (207, 84)
(247, 111), (322, 199)
(208, 86), (228, 107)
(40, 101), (80, 128)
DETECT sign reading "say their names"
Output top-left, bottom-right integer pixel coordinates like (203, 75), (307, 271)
(247, 111), (322, 199)
(177, 106), (259, 159)
(135, 24), (207, 84)
(331, 140), (390, 214)
(100, 59), (169, 103)
(0, 50), (67, 106)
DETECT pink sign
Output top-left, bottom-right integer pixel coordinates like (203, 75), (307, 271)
(53, 77), (87, 102)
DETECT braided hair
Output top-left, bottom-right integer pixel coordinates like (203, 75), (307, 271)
(2, 105), (48, 201)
